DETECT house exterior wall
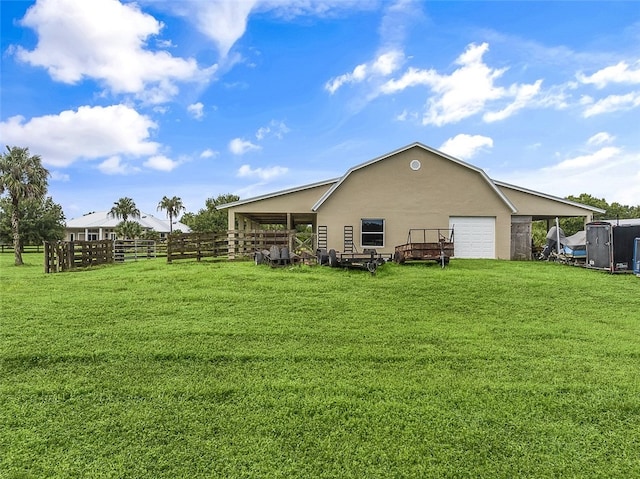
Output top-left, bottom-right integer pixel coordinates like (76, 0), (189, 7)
(222, 144), (602, 261)
(65, 228), (117, 241)
(315, 146), (514, 259)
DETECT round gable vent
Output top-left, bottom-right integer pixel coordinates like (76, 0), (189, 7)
(410, 159), (421, 171)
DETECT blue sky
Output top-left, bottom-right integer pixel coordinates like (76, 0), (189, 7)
(1, 0), (639, 220)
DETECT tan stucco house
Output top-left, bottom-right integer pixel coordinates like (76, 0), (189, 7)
(218, 143), (604, 260)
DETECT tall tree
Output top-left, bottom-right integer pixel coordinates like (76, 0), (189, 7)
(0, 146), (50, 265)
(157, 195), (185, 234)
(0, 196), (65, 248)
(109, 197), (140, 223)
(181, 193), (239, 232)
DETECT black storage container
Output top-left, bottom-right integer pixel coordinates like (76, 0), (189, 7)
(586, 221), (640, 272)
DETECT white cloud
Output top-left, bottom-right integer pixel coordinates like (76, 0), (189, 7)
(50, 171), (70, 182)
(395, 109), (418, 122)
(547, 146), (621, 172)
(229, 138), (261, 155)
(325, 50), (404, 94)
(0, 105), (159, 167)
(173, 0), (258, 58)
(587, 132), (615, 146)
(577, 61), (640, 89)
(98, 156), (140, 175)
(237, 164), (288, 181)
(165, 0), (379, 58)
(582, 91), (640, 117)
(483, 80), (543, 122)
(200, 149), (218, 159)
(499, 137), (640, 205)
(326, 64), (369, 94)
(378, 0), (423, 49)
(143, 155), (180, 172)
(439, 134), (493, 160)
(379, 42), (543, 126)
(256, 120), (290, 140)
(187, 102), (204, 119)
(15, 0), (211, 103)
(372, 50), (404, 76)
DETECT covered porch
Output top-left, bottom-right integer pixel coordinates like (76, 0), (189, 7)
(227, 210), (320, 259)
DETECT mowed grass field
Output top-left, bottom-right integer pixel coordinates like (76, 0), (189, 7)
(1, 253), (639, 478)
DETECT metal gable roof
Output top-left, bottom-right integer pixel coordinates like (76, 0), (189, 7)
(214, 142), (604, 218)
(311, 142), (518, 213)
(66, 211), (191, 233)
(493, 180), (607, 214)
(215, 178), (339, 210)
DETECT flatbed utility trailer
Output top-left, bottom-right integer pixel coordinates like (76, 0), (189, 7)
(393, 228), (454, 267)
(327, 248), (387, 274)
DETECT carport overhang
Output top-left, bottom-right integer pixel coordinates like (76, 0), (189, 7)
(230, 211), (317, 227)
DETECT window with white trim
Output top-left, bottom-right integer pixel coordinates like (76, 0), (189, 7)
(361, 219), (384, 247)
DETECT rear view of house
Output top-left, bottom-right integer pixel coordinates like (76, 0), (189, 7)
(218, 143), (604, 260)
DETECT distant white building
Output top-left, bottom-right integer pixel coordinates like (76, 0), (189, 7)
(65, 211), (191, 241)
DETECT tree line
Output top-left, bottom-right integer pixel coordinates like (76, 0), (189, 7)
(2, 144), (639, 265)
(0, 145), (239, 265)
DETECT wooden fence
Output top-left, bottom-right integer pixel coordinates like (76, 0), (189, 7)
(44, 239), (114, 273)
(1, 244), (43, 253)
(166, 230), (300, 263)
(44, 239), (157, 273)
(43, 231), (313, 270)
(166, 232), (228, 262)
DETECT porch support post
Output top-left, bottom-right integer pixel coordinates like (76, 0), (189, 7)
(287, 213), (293, 252)
(227, 210), (236, 260)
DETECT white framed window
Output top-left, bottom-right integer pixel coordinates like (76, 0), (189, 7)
(361, 219), (384, 247)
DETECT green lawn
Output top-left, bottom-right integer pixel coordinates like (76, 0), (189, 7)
(1, 254), (639, 478)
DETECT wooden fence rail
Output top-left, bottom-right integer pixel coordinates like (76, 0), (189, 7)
(44, 239), (114, 273)
(44, 239), (158, 273)
(0, 244), (43, 254)
(166, 232), (228, 262)
(43, 231), (314, 270)
(166, 230), (301, 263)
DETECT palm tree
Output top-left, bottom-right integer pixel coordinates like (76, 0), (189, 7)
(115, 220), (143, 240)
(0, 146), (49, 265)
(109, 197), (140, 223)
(157, 196), (185, 234)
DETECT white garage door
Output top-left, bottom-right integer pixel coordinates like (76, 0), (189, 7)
(449, 217), (495, 259)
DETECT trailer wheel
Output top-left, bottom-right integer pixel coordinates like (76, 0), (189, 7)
(366, 261), (378, 274)
(328, 249), (338, 268)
